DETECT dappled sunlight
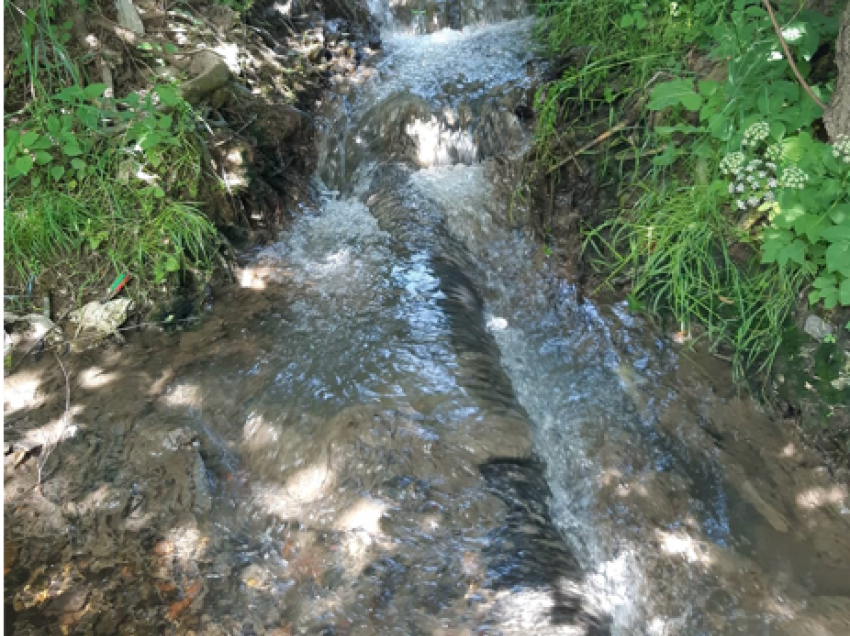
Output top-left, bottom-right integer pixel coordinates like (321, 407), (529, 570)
(4, 369), (45, 414)
(163, 382), (203, 408)
(213, 42), (241, 73)
(77, 366), (118, 390)
(780, 442), (799, 459)
(285, 462), (333, 502)
(336, 497), (387, 535)
(796, 485), (848, 511)
(238, 266), (269, 290)
(23, 408), (80, 444)
(654, 530), (713, 566)
(164, 519), (211, 566)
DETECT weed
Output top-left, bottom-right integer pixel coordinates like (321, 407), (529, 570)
(4, 0), (220, 306)
(535, 0), (847, 377)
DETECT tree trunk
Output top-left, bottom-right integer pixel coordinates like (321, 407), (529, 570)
(824, 3), (850, 140)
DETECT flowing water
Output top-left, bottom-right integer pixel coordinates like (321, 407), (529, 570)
(7, 2), (850, 635)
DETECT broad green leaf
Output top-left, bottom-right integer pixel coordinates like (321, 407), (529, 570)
(84, 83), (108, 98)
(783, 133), (814, 163)
(50, 165), (65, 180)
(163, 42), (179, 54)
(823, 289), (839, 309)
(14, 155), (34, 175)
(762, 228), (792, 263)
(825, 240), (850, 275)
(31, 135), (54, 150)
(829, 205), (850, 226)
(648, 80), (703, 112)
(776, 239), (807, 265)
(793, 213), (824, 241)
(155, 85), (180, 107)
(769, 121), (785, 140)
(5, 128), (21, 151)
(54, 85), (84, 102)
(71, 158), (86, 170)
(698, 80), (719, 97)
(157, 114), (173, 130)
(35, 151), (53, 165)
(63, 142), (83, 157)
(774, 201), (806, 228)
(812, 275), (836, 289)
(820, 226), (850, 242)
(652, 144), (677, 166)
(140, 132), (163, 150)
(21, 131), (39, 147)
(165, 256), (180, 272)
(620, 14), (634, 27)
(840, 278), (850, 306)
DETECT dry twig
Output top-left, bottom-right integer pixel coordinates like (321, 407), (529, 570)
(762, 0), (827, 110)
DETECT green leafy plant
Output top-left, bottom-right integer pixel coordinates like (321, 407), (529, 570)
(4, 0), (219, 303)
(535, 0), (847, 377)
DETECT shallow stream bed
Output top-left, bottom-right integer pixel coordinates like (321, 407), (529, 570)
(6, 2), (850, 634)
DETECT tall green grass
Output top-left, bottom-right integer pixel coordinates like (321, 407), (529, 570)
(584, 180), (803, 378)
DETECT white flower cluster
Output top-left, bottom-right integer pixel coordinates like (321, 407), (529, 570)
(728, 157), (779, 210)
(719, 152), (745, 175)
(765, 143), (783, 163)
(779, 165), (809, 189)
(832, 135), (850, 164)
(742, 122), (770, 147)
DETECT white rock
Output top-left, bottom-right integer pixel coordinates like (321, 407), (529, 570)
(803, 315), (834, 341)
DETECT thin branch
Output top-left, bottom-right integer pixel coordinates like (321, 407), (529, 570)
(548, 121), (629, 173)
(762, 0), (828, 110)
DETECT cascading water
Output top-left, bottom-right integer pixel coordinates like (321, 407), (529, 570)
(11, 2), (845, 635)
(8, 2), (850, 634)
(201, 1), (850, 633)
(270, 2), (850, 633)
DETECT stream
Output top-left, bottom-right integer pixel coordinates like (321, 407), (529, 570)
(6, 1), (850, 634)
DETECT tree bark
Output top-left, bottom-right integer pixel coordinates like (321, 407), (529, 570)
(824, 3), (850, 140)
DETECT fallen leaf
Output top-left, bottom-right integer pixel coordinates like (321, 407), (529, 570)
(153, 540), (175, 556)
(166, 579), (202, 621)
(157, 580), (178, 594)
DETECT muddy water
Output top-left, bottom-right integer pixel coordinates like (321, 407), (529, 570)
(6, 2), (850, 635)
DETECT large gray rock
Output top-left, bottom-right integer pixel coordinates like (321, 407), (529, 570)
(804, 314), (835, 341)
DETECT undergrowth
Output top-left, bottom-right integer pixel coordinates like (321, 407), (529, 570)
(4, 0), (220, 305)
(534, 0), (849, 379)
